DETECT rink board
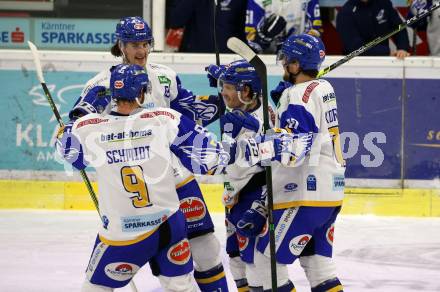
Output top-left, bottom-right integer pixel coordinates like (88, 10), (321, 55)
(1, 179), (439, 217)
(0, 51), (439, 216)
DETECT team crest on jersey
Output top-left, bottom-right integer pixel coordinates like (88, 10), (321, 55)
(289, 234), (311, 256)
(302, 81), (319, 103)
(114, 80), (124, 89)
(167, 239), (191, 265)
(326, 224), (335, 245)
(179, 197), (206, 222)
(104, 262), (139, 281)
(237, 233), (249, 251)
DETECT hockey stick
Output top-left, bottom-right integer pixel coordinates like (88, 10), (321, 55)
(28, 41), (100, 214)
(28, 41), (140, 292)
(227, 37), (278, 291)
(213, 0), (220, 66)
(317, 1), (440, 77)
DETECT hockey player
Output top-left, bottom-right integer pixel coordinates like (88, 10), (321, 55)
(245, 0), (322, 53)
(238, 34), (346, 291)
(207, 59), (275, 291)
(69, 16), (228, 291)
(408, 0), (440, 56)
(57, 64), (295, 291)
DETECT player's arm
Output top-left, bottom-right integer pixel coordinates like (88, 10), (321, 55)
(387, 1), (411, 52)
(306, 0), (323, 34)
(336, 6), (367, 54)
(277, 88), (320, 165)
(245, 0), (286, 53)
(407, 0), (428, 30)
(169, 114), (235, 175)
(170, 76), (224, 126)
(55, 121), (88, 170)
(69, 86), (111, 120)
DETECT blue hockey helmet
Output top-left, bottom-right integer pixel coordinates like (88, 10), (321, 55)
(277, 34), (325, 71)
(219, 59), (262, 97)
(110, 64), (150, 101)
(115, 16), (154, 44)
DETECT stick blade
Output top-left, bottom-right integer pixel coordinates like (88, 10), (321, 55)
(227, 37), (256, 62)
(28, 41), (45, 84)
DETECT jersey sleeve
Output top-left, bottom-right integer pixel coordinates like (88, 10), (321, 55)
(277, 82), (323, 165)
(306, 0), (322, 32)
(55, 121), (88, 170)
(279, 83), (320, 135)
(245, 0), (265, 48)
(170, 76), (224, 126)
(169, 114), (233, 175)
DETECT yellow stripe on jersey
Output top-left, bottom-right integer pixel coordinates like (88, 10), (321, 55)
(274, 200), (344, 210)
(175, 175), (195, 189)
(237, 286), (250, 292)
(98, 225), (159, 246)
(195, 271), (226, 284)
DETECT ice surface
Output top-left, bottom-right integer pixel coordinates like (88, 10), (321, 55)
(0, 210), (439, 292)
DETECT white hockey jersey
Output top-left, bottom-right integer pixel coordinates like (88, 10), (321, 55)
(64, 108), (228, 244)
(81, 62), (180, 110)
(222, 104), (276, 206)
(78, 62), (221, 185)
(273, 79), (345, 209)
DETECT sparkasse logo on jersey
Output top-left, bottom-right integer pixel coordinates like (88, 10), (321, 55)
(167, 239), (191, 265)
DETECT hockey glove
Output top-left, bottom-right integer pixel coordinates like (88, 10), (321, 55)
(221, 109), (260, 139)
(69, 86), (111, 120)
(205, 64), (226, 88)
(237, 200), (267, 238)
(272, 132), (314, 167)
(253, 13), (287, 52)
(270, 81), (292, 104)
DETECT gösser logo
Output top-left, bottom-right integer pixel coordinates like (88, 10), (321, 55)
(104, 262), (139, 281)
(114, 80), (124, 89)
(167, 239), (191, 265)
(179, 197), (206, 222)
(134, 23), (145, 30)
(326, 224), (334, 245)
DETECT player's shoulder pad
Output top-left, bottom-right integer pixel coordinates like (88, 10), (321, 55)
(289, 79), (333, 104)
(81, 69), (111, 97)
(72, 113), (108, 131)
(134, 107), (182, 121)
(147, 62), (177, 81)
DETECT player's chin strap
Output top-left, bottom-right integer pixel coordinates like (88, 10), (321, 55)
(285, 64), (301, 85)
(118, 40), (129, 63)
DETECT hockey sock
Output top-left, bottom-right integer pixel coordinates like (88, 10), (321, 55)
(235, 278), (250, 291)
(194, 263), (228, 291)
(263, 280), (295, 292)
(311, 277), (343, 292)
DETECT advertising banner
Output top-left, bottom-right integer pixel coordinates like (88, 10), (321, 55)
(0, 58), (438, 181)
(0, 18), (30, 48)
(33, 18), (117, 50)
